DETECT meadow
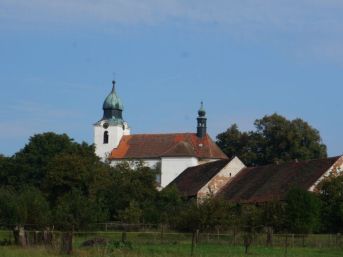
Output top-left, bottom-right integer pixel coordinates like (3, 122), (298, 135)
(0, 230), (342, 257)
(0, 243), (342, 257)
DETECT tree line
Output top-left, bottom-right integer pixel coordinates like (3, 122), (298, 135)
(0, 114), (342, 247)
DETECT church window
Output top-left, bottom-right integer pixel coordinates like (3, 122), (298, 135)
(104, 131), (109, 144)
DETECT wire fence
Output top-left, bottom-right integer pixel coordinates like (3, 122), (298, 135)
(0, 223), (342, 250)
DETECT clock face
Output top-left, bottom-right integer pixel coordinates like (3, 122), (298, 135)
(103, 123), (109, 129)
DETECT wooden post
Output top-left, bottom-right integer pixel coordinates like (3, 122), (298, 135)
(266, 227), (273, 247)
(121, 231), (127, 243)
(291, 234), (294, 248)
(13, 226), (27, 247)
(60, 232), (73, 255)
(191, 231), (196, 256)
(284, 234), (288, 256)
(196, 229), (200, 244)
(160, 224), (164, 243)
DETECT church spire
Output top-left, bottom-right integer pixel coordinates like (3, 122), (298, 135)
(197, 101), (207, 138)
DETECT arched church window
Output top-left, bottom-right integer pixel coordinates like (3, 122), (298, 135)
(103, 131), (109, 144)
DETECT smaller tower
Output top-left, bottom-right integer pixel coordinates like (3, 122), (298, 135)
(197, 101), (207, 138)
(94, 81), (130, 161)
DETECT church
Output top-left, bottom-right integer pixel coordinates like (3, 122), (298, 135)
(94, 81), (343, 201)
(94, 81), (227, 188)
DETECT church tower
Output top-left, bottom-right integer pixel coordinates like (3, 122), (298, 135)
(197, 101), (207, 138)
(94, 81), (130, 160)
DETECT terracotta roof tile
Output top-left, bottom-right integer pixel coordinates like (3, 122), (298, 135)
(219, 156), (341, 203)
(109, 133), (228, 160)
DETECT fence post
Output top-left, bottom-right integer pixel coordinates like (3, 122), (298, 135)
(160, 224), (164, 243)
(60, 231), (73, 255)
(291, 234), (294, 248)
(284, 234), (288, 256)
(191, 231), (196, 256)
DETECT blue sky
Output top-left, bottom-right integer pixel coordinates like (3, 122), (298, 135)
(1, 0), (343, 156)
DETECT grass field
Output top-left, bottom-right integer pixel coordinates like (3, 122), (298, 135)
(0, 230), (342, 257)
(0, 243), (343, 257)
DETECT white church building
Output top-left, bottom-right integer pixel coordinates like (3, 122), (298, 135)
(94, 81), (228, 188)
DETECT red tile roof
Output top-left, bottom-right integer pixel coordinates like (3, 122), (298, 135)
(219, 156), (341, 203)
(169, 159), (231, 197)
(109, 133), (228, 160)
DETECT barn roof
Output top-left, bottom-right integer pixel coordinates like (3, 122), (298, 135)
(109, 133), (228, 160)
(169, 159), (231, 197)
(219, 156), (341, 203)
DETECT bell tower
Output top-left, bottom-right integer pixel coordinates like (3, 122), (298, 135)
(94, 81), (130, 161)
(197, 101), (207, 138)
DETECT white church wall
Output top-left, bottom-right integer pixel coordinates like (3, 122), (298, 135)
(94, 121), (129, 161)
(161, 157), (198, 188)
(198, 157), (246, 199)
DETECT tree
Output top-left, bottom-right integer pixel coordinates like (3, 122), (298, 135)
(0, 187), (50, 228)
(54, 189), (104, 231)
(154, 185), (184, 226)
(318, 174), (343, 233)
(4, 132), (96, 189)
(217, 114), (327, 166)
(284, 188), (321, 234)
(240, 205), (263, 254)
(0, 186), (51, 246)
(105, 161), (158, 221)
(43, 152), (110, 205)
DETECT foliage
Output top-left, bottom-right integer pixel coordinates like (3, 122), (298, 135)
(10, 133), (86, 189)
(105, 161), (159, 221)
(261, 201), (286, 232)
(54, 189), (107, 230)
(0, 186), (50, 227)
(216, 114), (327, 166)
(118, 200), (142, 224)
(176, 197), (235, 233)
(318, 173), (343, 233)
(284, 188), (321, 234)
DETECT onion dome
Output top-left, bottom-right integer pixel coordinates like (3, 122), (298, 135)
(103, 80), (124, 111)
(198, 101), (206, 117)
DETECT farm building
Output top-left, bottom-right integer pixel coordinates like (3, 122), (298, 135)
(170, 155), (343, 202)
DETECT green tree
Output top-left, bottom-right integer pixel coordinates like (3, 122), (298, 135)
(261, 201), (286, 232)
(0, 186), (50, 228)
(240, 205), (263, 254)
(318, 174), (343, 233)
(4, 132), (96, 189)
(154, 185), (184, 226)
(284, 188), (321, 234)
(105, 161), (158, 221)
(43, 153), (110, 205)
(217, 114), (327, 166)
(54, 189), (105, 231)
(118, 200), (143, 224)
